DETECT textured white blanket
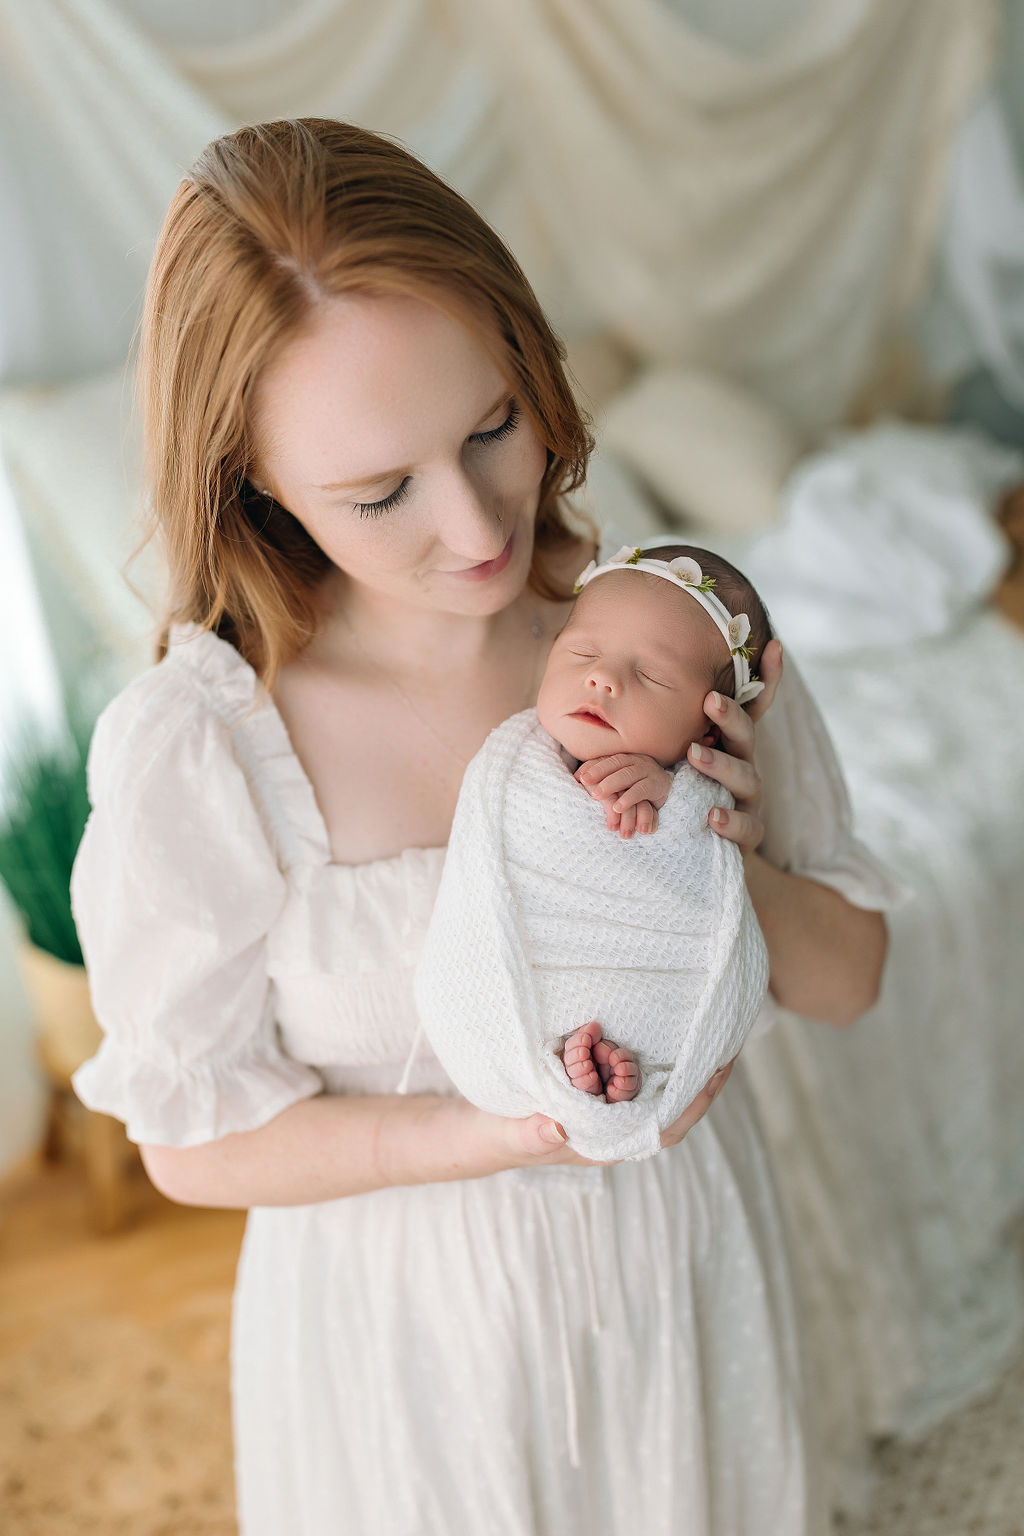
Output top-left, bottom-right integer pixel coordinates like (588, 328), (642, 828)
(414, 709), (770, 1161)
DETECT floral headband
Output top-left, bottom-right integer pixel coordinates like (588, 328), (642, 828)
(573, 545), (766, 706)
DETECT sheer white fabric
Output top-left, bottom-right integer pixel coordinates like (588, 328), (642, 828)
(0, 0), (998, 437)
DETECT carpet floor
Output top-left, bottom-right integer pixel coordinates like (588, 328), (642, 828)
(1, 1156), (1022, 1535)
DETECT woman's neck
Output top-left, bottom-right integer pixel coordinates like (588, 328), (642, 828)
(309, 564), (540, 675)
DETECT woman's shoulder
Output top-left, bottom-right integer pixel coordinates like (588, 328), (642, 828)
(87, 624), (263, 812)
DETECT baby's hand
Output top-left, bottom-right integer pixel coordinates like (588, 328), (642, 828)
(574, 753), (673, 838)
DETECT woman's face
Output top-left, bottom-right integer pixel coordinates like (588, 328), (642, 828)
(249, 292), (550, 617)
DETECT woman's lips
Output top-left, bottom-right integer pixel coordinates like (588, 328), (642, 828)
(448, 529), (515, 582)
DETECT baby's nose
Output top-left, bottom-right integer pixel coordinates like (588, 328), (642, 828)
(586, 669), (618, 694)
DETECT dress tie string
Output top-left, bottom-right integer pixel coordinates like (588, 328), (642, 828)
(394, 1022), (424, 1095)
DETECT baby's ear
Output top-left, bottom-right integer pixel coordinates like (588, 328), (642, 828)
(699, 723), (721, 748)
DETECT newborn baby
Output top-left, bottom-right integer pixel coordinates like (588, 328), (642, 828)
(539, 542), (771, 1108)
(414, 542), (773, 1162)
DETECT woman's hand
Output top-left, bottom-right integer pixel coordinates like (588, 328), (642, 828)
(467, 1049), (737, 1171)
(686, 638), (783, 854)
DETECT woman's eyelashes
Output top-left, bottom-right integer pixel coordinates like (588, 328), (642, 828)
(470, 399), (520, 445)
(352, 399), (520, 517)
(354, 477), (411, 518)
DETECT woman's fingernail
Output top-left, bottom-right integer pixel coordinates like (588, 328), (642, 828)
(540, 1121), (568, 1145)
(690, 743), (712, 764)
(710, 807), (728, 826)
(709, 692), (724, 711)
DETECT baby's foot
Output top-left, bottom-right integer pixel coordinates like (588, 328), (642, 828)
(593, 1034), (641, 1103)
(562, 1021), (641, 1102)
(562, 1021), (606, 1096)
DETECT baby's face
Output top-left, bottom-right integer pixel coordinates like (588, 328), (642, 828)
(536, 572), (725, 766)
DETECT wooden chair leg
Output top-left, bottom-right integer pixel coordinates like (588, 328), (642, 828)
(81, 1109), (130, 1235)
(41, 1086), (65, 1163)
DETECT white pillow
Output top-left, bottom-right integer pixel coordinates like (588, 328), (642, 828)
(599, 365), (803, 535)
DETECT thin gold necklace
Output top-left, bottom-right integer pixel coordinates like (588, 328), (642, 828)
(341, 608), (548, 771)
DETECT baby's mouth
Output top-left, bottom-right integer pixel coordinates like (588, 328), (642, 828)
(571, 707), (614, 729)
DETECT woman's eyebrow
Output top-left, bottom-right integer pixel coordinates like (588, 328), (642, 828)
(309, 390), (511, 492)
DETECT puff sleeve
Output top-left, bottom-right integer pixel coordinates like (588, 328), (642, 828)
(70, 668), (325, 1147)
(754, 655), (907, 912)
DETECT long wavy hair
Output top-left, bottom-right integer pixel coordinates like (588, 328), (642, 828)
(133, 118), (595, 688)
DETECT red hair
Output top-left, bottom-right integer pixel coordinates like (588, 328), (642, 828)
(135, 118), (594, 686)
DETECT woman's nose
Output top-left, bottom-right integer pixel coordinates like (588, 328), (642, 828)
(438, 468), (505, 561)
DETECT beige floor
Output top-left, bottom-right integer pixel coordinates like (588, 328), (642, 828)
(1, 1150), (1023, 1535)
(0, 1152), (242, 1535)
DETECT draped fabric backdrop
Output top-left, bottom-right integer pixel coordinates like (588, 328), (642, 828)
(0, 0), (1006, 421)
(3, 1), (1024, 1521)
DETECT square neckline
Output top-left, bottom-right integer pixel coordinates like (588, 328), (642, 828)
(170, 530), (613, 875)
(261, 675), (450, 875)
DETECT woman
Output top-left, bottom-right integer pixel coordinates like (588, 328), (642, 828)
(72, 119), (889, 1535)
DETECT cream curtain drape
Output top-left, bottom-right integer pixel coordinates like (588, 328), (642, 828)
(0, 0), (998, 433)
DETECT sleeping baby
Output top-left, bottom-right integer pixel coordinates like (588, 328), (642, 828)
(413, 543), (774, 1162)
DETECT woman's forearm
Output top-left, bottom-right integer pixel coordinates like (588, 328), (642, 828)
(743, 851), (888, 1026)
(140, 1091), (525, 1209)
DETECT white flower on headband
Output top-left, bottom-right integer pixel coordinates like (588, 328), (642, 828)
(572, 558), (597, 594)
(610, 545), (641, 565)
(727, 614), (751, 652)
(736, 678), (766, 706)
(666, 556), (703, 586)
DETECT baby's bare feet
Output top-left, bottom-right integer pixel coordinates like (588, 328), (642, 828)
(593, 1033), (641, 1102)
(563, 1021), (606, 1096)
(563, 1021), (641, 1102)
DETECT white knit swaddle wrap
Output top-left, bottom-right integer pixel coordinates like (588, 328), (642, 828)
(414, 709), (770, 1162)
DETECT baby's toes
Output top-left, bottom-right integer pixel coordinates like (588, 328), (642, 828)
(566, 1057), (604, 1096)
(605, 1048), (641, 1103)
(566, 1021), (603, 1053)
(591, 1034), (617, 1088)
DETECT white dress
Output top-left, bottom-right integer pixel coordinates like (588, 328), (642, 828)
(69, 599), (893, 1535)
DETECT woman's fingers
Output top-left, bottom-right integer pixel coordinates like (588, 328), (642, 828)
(705, 806), (764, 852)
(701, 691), (756, 763)
(688, 739), (760, 803)
(659, 1058), (736, 1148)
(746, 638), (783, 724)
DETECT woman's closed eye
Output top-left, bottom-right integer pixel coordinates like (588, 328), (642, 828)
(469, 399), (520, 445)
(353, 399), (521, 517)
(354, 478), (412, 518)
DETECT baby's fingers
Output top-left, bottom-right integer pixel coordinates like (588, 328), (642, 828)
(634, 800), (658, 835)
(617, 804), (639, 839)
(612, 782), (658, 815)
(581, 766), (642, 801)
(575, 755), (641, 790)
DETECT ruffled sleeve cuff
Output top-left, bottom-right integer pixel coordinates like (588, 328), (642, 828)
(71, 1029), (325, 1149)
